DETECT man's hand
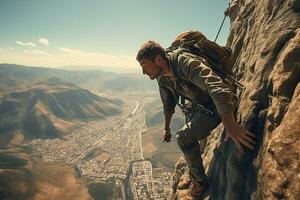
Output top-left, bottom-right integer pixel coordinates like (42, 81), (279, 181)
(162, 128), (172, 143)
(221, 111), (256, 155)
(224, 121), (256, 155)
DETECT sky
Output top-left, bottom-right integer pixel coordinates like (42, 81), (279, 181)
(0, 0), (232, 70)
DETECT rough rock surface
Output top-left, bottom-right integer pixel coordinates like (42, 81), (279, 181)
(170, 0), (300, 199)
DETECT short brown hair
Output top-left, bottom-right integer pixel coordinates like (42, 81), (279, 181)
(136, 41), (167, 61)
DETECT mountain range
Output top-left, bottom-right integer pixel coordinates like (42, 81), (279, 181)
(0, 63), (155, 148)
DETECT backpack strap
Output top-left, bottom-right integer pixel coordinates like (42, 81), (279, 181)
(167, 48), (189, 80)
(167, 49), (195, 106)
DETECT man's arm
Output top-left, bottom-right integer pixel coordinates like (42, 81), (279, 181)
(178, 53), (256, 154)
(157, 79), (178, 143)
(164, 111), (173, 131)
(162, 112), (173, 143)
(179, 53), (234, 115)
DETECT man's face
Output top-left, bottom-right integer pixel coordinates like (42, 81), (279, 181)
(138, 58), (161, 80)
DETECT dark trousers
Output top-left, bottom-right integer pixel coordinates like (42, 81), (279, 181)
(176, 110), (221, 183)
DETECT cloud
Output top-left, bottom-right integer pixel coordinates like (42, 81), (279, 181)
(57, 47), (138, 68)
(16, 41), (36, 47)
(38, 38), (49, 45)
(0, 46), (138, 69)
(0, 48), (7, 52)
(60, 47), (83, 55)
(58, 47), (137, 67)
(24, 49), (50, 56)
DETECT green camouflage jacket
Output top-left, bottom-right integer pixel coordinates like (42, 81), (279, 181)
(157, 51), (234, 116)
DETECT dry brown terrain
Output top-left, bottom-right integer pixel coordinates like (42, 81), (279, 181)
(0, 151), (93, 200)
(31, 162), (92, 200)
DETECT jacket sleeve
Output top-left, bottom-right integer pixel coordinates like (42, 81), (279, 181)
(178, 53), (234, 115)
(157, 81), (178, 116)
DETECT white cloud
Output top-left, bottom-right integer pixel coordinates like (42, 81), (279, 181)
(23, 49), (50, 56)
(0, 47), (138, 69)
(58, 47), (137, 68)
(60, 47), (83, 55)
(38, 38), (49, 45)
(16, 41), (36, 47)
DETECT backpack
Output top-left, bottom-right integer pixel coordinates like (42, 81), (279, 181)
(166, 31), (244, 113)
(166, 30), (233, 74)
(166, 30), (244, 90)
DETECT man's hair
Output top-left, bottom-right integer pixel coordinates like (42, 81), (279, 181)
(136, 41), (167, 61)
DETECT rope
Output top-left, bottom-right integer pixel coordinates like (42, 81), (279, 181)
(214, 15), (227, 42)
(214, 3), (231, 42)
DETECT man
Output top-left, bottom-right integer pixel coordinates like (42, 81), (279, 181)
(136, 41), (255, 198)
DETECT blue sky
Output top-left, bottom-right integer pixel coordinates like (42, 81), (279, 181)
(0, 0), (231, 69)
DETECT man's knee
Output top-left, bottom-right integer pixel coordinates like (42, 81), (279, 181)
(176, 130), (186, 149)
(176, 129), (195, 151)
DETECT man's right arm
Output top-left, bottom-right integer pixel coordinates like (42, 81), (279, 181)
(158, 80), (178, 142)
(164, 111), (173, 131)
(163, 111), (173, 143)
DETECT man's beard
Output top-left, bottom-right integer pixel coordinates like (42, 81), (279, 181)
(149, 68), (162, 80)
(149, 72), (160, 80)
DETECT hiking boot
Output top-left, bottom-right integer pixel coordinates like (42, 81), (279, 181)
(177, 174), (191, 190)
(188, 179), (209, 198)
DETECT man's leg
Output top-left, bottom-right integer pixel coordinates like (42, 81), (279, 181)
(176, 111), (221, 184)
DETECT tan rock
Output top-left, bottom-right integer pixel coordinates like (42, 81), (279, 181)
(258, 83), (300, 199)
(170, 0), (300, 199)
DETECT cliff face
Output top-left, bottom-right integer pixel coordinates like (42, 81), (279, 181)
(171, 0), (300, 199)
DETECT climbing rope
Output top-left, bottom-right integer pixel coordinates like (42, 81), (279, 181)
(214, 3), (231, 42)
(214, 15), (227, 42)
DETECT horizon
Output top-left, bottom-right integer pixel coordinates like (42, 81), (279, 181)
(0, 0), (231, 70)
(0, 62), (141, 74)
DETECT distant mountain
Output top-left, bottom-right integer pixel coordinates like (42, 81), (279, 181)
(59, 65), (140, 74)
(0, 64), (157, 94)
(0, 64), (115, 95)
(0, 64), (124, 147)
(102, 75), (158, 92)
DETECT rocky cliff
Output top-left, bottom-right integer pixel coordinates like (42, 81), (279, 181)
(170, 0), (300, 199)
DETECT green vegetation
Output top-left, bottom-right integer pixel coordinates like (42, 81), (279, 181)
(0, 154), (27, 169)
(88, 182), (122, 200)
(0, 153), (35, 200)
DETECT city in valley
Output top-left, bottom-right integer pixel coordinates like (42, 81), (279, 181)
(24, 98), (173, 200)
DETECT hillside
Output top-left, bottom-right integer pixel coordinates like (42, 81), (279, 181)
(0, 69), (123, 148)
